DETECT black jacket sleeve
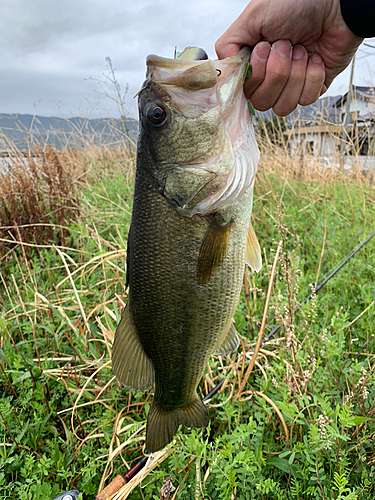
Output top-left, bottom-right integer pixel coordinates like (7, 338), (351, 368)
(340, 0), (375, 38)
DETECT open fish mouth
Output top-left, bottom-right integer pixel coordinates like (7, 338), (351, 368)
(145, 46), (251, 113)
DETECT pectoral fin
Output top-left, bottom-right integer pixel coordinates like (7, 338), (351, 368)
(245, 223), (262, 272)
(197, 217), (233, 285)
(213, 322), (239, 356)
(112, 305), (154, 391)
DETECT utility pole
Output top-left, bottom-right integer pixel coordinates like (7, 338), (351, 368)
(341, 53), (356, 155)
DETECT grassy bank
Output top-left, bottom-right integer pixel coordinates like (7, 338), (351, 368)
(0, 144), (374, 499)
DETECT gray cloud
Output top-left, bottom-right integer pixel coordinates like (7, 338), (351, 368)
(0, 0), (373, 117)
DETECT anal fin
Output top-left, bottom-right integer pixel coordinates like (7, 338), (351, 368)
(112, 305), (154, 391)
(245, 223), (262, 272)
(197, 217), (233, 285)
(213, 322), (239, 356)
(146, 395), (208, 452)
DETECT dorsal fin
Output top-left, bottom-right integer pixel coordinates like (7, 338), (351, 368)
(177, 46), (208, 61)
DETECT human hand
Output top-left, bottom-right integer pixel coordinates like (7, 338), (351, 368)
(215, 0), (363, 116)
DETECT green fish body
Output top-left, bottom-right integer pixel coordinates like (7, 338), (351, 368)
(112, 46), (261, 452)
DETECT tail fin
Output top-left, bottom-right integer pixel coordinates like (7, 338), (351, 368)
(146, 396), (208, 452)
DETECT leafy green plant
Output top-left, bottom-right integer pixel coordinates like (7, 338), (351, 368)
(0, 140), (374, 499)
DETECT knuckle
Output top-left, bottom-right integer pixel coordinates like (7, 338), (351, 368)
(250, 96), (273, 112)
(256, 104), (273, 112)
(244, 76), (264, 99)
(299, 88), (320, 106)
(305, 64), (325, 86)
(273, 101), (296, 117)
(305, 72), (325, 87)
(267, 65), (290, 82)
(251, 86), (282, 111)
(299, 66), (325, 106)
(214, 38), (223, 54)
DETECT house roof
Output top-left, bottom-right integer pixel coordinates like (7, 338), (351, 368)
(256, 86), (375, 129)
(286, 95), (343, 126)
(255, 95), (343, 126)
(333, 86), (375, 107)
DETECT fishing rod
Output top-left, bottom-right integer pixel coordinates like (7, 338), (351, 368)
(262, 229), (375, 344)
(51, 457), (149, 500)
(53, 229), (375, 500)
(95, 457), (149, 500)
(202, 230), (375, 404)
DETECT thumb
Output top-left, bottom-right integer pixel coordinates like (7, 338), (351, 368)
(215, 3), (263, 59)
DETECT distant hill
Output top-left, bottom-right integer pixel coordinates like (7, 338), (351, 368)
(0, 96), (343, 152)
(0, 114), (138, 151)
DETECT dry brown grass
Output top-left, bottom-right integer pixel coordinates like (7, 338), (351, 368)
(255, 112), (375, 185)
(63, 141), (136, 184)
(0, 127), (136, 259)
(0, 146), (81, 254)
(1, 112), (374, 498)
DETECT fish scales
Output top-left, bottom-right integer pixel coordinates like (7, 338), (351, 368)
(130, 168), (251, 397)
(112, 46), (261, 452)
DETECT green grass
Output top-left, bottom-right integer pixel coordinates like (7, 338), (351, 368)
(0, 156), (374, 499)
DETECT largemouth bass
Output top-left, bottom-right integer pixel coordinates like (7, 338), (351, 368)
(112, 46), (261, 453)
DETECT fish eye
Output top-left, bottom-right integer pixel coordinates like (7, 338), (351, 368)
(146, 103), (167, 126)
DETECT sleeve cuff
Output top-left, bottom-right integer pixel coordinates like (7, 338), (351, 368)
(340, 0), (375, 38)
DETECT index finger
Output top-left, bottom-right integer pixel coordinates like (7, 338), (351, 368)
(245, 40), (293, 112)
(243, 42), (271, 97)
(215, 4), (263, 59)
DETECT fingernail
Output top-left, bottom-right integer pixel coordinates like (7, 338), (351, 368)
(253, 41), (271, 62)
(273, 40), (292, 57)
(292, 45), (306, 60)
(311, 53), (322, 64)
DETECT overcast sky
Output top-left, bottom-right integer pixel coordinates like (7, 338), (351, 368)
(1, 0), (374, 118)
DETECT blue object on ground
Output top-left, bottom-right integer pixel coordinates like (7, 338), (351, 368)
(52, 490), (82, 500)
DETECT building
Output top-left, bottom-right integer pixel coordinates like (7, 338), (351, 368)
(287, 86), (375, 157)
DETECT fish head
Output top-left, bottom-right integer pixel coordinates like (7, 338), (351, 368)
(137, 46), (259, 215)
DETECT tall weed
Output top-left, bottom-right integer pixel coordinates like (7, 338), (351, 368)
(0, 147), (80, 253)
(0, 114), (374, 498)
